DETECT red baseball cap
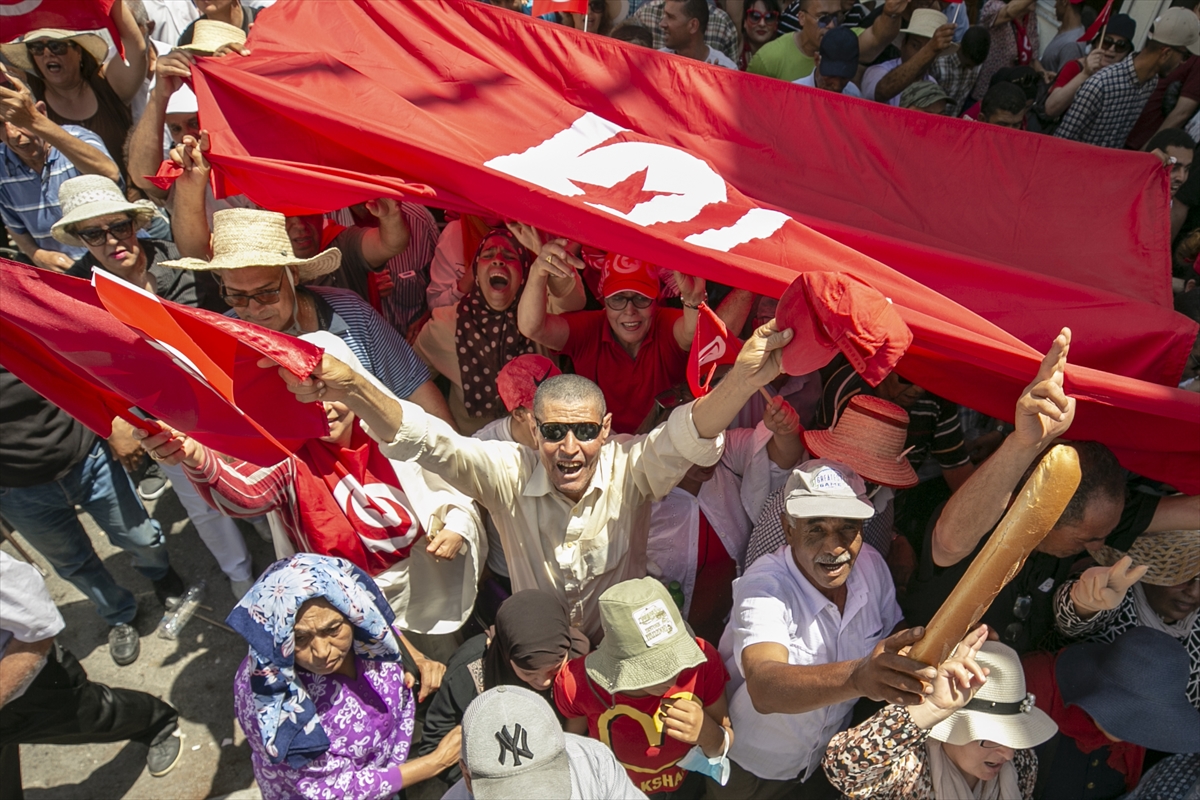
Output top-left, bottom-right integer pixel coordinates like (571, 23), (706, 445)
(600, 253), (660, 300)
(776, 272), (912, 386)
(496, 354), (561, 412)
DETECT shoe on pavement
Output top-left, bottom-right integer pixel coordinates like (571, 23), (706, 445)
(153, 566), (186, 609)
(109, 623), (140, 666)
(231, 576), (254, 600)
(147, 726), (183, 777)
(137, 461), (170, 501)
(250, 517), (272, 542)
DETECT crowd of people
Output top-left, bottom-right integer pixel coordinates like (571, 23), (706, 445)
(1, 1), (1198, 799)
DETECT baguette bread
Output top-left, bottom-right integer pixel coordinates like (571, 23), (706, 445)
(909, 444), (1082, 666)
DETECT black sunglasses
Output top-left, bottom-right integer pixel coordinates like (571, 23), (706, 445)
(1099, 37), (1132, 53)
(75, 220), (136, 246)
(814, 10), (845, 29)
(220, 273), (287, 308)
(26, 41), (72, 57)
(536, 419), (602, 442)
(1003, 593), (1032, 644)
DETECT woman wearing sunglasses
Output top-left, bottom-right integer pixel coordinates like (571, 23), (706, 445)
(739, 0), (782, 70)
(1042, 13), (1135, 121)
(1, 3), (149, 194)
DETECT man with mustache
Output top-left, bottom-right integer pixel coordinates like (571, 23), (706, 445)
(714, 458), (934, 800)
(267, 318), (795, 645)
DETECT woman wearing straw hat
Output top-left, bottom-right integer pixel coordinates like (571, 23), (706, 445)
(1, 1), (149, 191)
(823, 629), (1057, 800)
(1053, 529), (1200, 708)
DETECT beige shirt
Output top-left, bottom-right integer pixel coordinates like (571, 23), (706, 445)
(373, 401), (724, 641)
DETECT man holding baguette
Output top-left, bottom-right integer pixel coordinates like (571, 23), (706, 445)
(904, 328), (1200, 653)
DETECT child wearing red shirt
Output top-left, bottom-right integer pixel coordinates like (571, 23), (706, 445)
(554, 577), (733, 799)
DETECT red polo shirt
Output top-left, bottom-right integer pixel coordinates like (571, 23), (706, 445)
(560, 309), (687, 434)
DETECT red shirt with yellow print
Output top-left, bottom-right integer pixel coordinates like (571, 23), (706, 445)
(553, 637), (728, 795)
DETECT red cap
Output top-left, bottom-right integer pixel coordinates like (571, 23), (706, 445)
(496, 354), (561, 412)
(600, 253), (660, 299)
(776, 272), (912, 386)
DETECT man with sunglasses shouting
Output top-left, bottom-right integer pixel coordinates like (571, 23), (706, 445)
(266, 312), (795, 645)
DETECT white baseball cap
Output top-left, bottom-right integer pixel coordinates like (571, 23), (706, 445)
(783, 458), (875, 520)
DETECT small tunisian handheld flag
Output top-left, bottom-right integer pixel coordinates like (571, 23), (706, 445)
(686, 302), (741, 397)
(1078, 0), (1115, 42)
(0, 0), (124, 58)
(532, 0), (588, 17)
(0, 260), (327, 466)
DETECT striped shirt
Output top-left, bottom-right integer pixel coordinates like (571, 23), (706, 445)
(817, 360), (970, 473)
(1054, 58), (1157, 149)
(631, 0), (739, 63)
(0, 125), (108, 259)
(329, 203), (439, 334)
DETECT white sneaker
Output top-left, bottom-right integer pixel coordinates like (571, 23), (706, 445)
(231, 577), (254, 599)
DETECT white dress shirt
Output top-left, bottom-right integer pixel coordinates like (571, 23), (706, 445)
(720, 543), (902, 781)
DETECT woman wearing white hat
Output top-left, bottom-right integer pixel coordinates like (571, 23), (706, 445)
(823, 628), (1057, 799)
(1, 1), (149, 188)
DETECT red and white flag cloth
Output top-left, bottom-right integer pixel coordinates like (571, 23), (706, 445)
(0, 260), (328, 466)
(1078, 0), (1116, 43)
(686, 302), (740, 397)
(189, 0), (1200, 491)
(532, 0), (588, 17)
(0, 0), (123, 58)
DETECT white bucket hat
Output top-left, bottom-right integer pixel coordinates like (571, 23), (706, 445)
(1, 29), (108, 73)
(929, 641), (1058, 750)
(178, 20), (247, 54)
(161, 208), (341, 281)
(50, 175), (157, 247)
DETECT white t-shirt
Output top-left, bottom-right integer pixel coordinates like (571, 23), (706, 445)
(659, 45), (738, 69)
(720, 543), (902, 781)
(0, 551), (65, 699)
(441, 734), (647, 800)
(861, 57), (937, 106)
(793, 73), (863, 98)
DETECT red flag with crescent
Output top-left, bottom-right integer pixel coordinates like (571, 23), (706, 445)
(686, 302), (740, 397)
(0, 0), (123, 58)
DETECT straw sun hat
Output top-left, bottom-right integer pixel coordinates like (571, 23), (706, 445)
(1, 29), (108, 73)
(178, 20), (247, 54)
(1093, 529), (1200, 586)
(50, 175), (157, 248)
(161, 208), (341, 281)
(803, 395), (919, 489)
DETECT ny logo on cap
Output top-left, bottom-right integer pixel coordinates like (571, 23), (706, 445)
(496, 724), (534, 766)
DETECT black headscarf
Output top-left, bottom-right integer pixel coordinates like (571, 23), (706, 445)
(482, 590), (588, 704)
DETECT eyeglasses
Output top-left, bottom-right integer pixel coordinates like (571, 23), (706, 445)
(812, 10), (845, 29)
(1098, 37), (1132, 53)
(220, 273), (287, 308)
(979, 740), (1004, 749)
(74, 220), (136, 246)
(26, 41), (72, 57)
(604, 293), (654, 311)
(535, 419), (603, 442)
(1003, 593), (1032, 645)
(746, 9), (779, 23)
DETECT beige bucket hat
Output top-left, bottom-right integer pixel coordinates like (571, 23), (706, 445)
(161, 208), (341, 281)
(178, 20), (247, 54)
(1094, 529), (1200, 586)
(1, 29), (108, 73)
(51, 175), (157, 247)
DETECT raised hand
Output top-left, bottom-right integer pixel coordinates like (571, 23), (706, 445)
(732, 319), (793, 389)
(1012, 328), (1075, 451)
(262, 352), (360, 404)
(908, 625), (990, 729)
(1070, 555), (1148, 618)
(763, 395), (800, 437)
(673, 271), (707, 307)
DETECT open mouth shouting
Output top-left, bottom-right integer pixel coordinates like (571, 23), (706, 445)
(813, 550), (853, 578)
(487, 267), (511, 290)
(556, 458), (584, 478)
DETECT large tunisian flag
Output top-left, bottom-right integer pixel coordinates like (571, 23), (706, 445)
(0, 0), (123, 57)
(0, 260), (328, 467)
(190, 0), (1199, 490)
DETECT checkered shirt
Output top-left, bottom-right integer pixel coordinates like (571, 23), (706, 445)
(632, 0), (739, 62)
(1054, 58), (1157, 149)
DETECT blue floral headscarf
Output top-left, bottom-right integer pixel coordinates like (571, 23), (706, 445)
(226, 554), (402, 768)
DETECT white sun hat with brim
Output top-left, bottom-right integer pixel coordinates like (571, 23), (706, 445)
(1, 29), (109, 73)
(161, 208), (341, 281)
(177, 20), (246, 54)
(51, 175), (157, 247)
(928, 641), (1058, 750)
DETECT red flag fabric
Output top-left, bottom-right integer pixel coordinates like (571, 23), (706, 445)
(0, 0), (123, 58)
(532, 0), (588, 17)
(0, 260), (328, 466)
(687, 303), (740, 397)
(1078, 0), (1116, 43)
(189, 0), (1200, 491)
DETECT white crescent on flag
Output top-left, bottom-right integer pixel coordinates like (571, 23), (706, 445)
(0, 0), (43, 17)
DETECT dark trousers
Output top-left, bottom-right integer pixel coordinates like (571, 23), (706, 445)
(0, 645), (177, 799)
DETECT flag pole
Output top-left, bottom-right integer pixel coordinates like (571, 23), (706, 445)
(951, 2), (961, 27)
(584, 13), (589, 33)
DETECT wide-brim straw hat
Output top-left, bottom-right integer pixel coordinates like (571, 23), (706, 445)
(929, 641), (1058, 750)
(51, 175), (157, 247)
(2, 29), (108, 73)
(161, 208), (341, 280)
(585, 578), (705, 694)
(1093, 529), (1200, 586)
(178, 20), (247, 54)
(803, 395), (919, 489)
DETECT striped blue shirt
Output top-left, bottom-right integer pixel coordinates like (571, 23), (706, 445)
(0, 125), (109, 259)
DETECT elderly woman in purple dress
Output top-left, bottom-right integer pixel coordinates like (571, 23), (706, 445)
(228, 554), (461, 800)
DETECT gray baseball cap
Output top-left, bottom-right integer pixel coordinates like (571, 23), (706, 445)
(461, 685), (572, 800)
(783, 458), (875, 520)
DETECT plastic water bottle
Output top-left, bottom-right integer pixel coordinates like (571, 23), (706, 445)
(156, 581), (205, 640)
(668, 581), (685, 610)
